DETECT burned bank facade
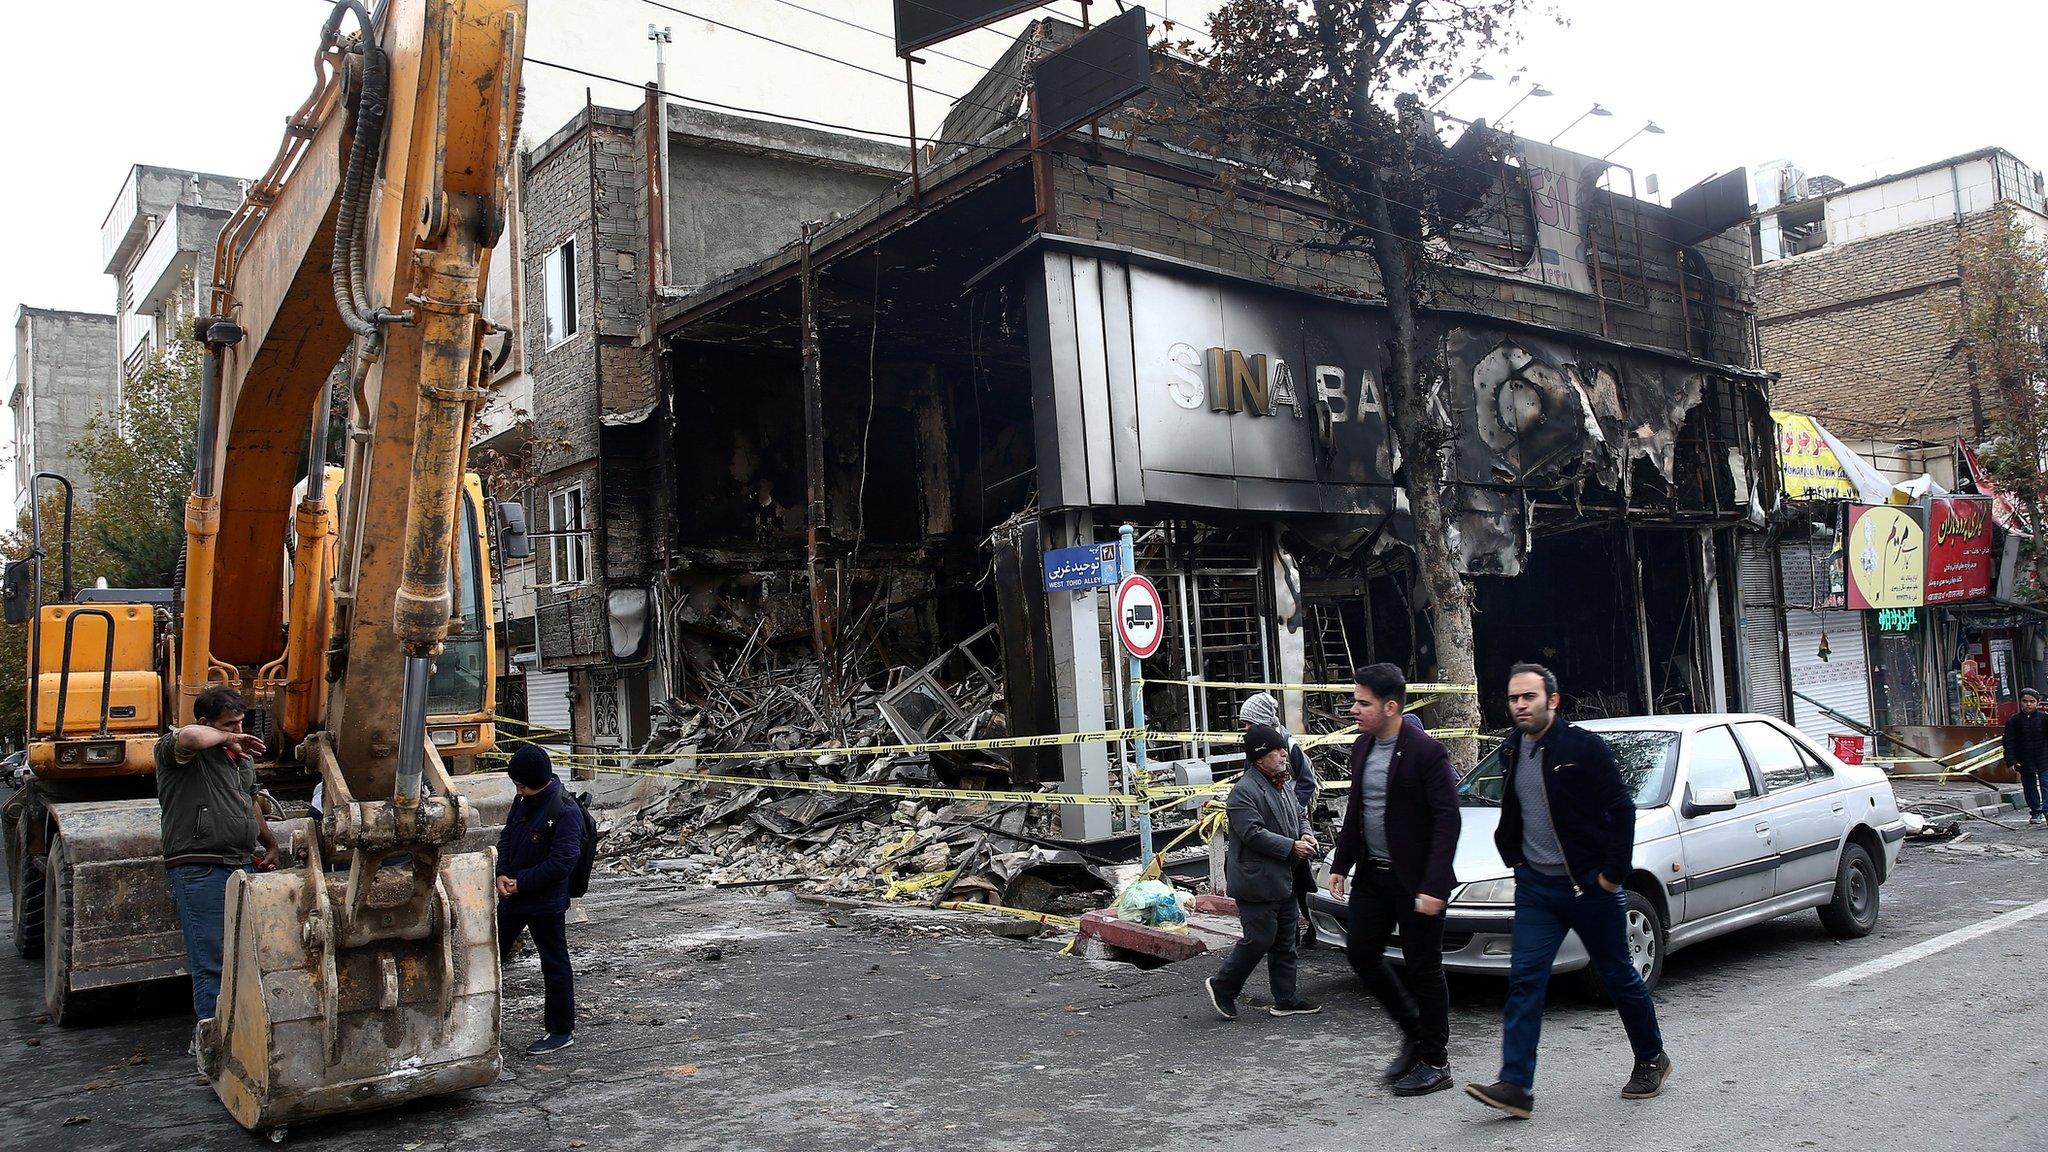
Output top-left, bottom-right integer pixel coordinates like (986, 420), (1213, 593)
(650, 21), (1777, 837)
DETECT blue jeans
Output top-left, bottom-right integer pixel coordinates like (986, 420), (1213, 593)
(166, 863), (238, 1020)
(1499, 867), (1663, 1089)
(2020, 767), (2048, 817)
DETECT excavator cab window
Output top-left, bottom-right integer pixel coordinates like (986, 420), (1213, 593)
(426, 495), (487, 716)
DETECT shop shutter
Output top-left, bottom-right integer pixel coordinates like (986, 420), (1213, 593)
(1779, 541), (1872, 743)
(523, 669), (575, 782)
(1735, 532), (1788, 719)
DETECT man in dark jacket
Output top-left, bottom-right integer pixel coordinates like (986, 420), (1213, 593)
(1467, 664), (1670, 1121)
(497, 744), (582, 1056)
(1328, 663), (1462, 1097)
(156, 684), (279, 1028)
(2003, 687), (2048, 824)
(1203, 725), (1321, 1021)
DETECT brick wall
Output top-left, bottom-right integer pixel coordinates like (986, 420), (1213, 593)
(523, 125), (603, 473)
(1756, 212), (1997, 441)
(1050, 152), (1756, 368)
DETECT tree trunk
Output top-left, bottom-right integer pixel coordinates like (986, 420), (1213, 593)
(1362, 168), (1481, 767)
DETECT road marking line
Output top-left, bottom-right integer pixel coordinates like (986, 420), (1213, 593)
(1812, 897), (2048, 989)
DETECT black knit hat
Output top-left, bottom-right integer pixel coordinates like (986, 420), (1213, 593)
(1244, 723), (1289, 766)
(506, 744), (554, 789)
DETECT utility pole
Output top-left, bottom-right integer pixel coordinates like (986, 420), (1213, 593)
(648, 24), (674, 293)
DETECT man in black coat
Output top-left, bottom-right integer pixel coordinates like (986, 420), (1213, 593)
(497, 744), (583, 1056)
(2004, 687), (2048, 824)
(1328, 663), (1462, 1097)
(1467, 664), (1670, 1120)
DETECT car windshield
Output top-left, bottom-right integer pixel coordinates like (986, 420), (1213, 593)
(1459, 729), (1680, 809)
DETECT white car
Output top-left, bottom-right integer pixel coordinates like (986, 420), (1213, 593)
(1310, 714), (1908, 992)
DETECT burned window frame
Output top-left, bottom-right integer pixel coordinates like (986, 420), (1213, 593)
(546, 482), (589, 591)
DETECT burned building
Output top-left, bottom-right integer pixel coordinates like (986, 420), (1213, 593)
(506, 99), (904, 754)
(650, 20), (1776, 836)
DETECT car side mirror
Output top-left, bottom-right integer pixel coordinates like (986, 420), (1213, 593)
(496, 501), (532, 560)
(1685, 786), (1739, 818)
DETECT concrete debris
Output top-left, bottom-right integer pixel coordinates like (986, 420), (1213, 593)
(595, 645), (1115, 919)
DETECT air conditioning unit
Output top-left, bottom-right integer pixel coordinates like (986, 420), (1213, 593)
(1753, 160), (1809, 211)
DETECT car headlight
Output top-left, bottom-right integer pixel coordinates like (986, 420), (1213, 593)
(1451, 876), (1516, 905)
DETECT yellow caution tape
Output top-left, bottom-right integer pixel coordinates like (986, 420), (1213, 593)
(493, 719), (1146, 762)
(533, 755), (1151, 807)
(1135, 677), (1477, 695)
(935, 900), (1082, 931)
(884, 869), (958, 900)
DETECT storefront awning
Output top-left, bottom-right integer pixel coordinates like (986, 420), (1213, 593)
(1772, 410), (1892, 504)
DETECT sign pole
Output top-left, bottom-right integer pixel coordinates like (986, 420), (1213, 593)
(1120, 523), (1155, 867)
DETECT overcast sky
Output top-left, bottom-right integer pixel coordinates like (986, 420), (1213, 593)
(5, 0), (2044, 495)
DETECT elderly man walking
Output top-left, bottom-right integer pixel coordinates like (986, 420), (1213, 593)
(1203, 724), (1321, 1020)
(1239, 691), (1319, 945)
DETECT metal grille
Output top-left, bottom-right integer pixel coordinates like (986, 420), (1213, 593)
(1102, 522), (1271, 763)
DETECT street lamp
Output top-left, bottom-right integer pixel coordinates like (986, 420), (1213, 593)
(1428, 67), (1495, 110)
(1495, 83), (1552, 128)
(1549, 102), (1612, 145)
(1601, 120), (1665, 160)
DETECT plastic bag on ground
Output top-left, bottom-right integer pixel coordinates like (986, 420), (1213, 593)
(1116, 879), (1191, 928)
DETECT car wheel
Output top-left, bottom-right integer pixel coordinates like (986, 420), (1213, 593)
(1578, 888), (1665, 1001)
(1818, 841), (1880, 939)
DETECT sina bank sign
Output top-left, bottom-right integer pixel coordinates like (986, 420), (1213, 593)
(1164, 343), (1383, 425)
(1030, 250), (1394, 514)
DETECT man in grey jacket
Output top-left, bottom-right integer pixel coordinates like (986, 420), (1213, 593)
(1204, 724), (1322, 1020)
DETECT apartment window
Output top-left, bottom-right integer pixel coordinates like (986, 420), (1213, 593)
(543, 238), (578, 347)
(546, 485), (587, 589)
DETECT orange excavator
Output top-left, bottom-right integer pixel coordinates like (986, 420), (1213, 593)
(4, 0), (527, 1134)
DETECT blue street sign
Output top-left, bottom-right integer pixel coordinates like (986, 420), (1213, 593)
(1043, 542), (1119, 591)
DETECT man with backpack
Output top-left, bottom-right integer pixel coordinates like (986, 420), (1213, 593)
(497, 744), (586, 1056)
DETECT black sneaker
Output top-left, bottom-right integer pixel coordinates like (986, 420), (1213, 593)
(1621, 1052), (1672, 1099)
(1393, 1063), (1453, 1096)
(1382, 1036), (1422, 1083)
(1203, 977), (1238, 1021)
(1465, 1080), (1534, 1119)
(1268, 999), (1322, 1017)
(525, 1033), (575, 1057)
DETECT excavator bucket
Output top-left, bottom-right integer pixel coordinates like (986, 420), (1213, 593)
(207, 847), (501, 1131)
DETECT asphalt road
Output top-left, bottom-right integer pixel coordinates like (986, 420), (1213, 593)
(3, 817), (2044, 1151)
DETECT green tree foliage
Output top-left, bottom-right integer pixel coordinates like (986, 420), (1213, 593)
(1944, 203), (2048, 600)
(73, 338), (201, 589)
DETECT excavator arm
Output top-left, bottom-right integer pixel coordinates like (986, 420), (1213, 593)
(179, 0), (526, 1131)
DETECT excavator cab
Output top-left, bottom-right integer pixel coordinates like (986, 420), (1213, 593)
(13, 473), (167, 782)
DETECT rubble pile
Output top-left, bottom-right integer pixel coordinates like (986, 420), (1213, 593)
(595, 640), (1118, 917)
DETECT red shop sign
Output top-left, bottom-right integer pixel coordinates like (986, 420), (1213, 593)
(1925, 496), (1994, 605)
